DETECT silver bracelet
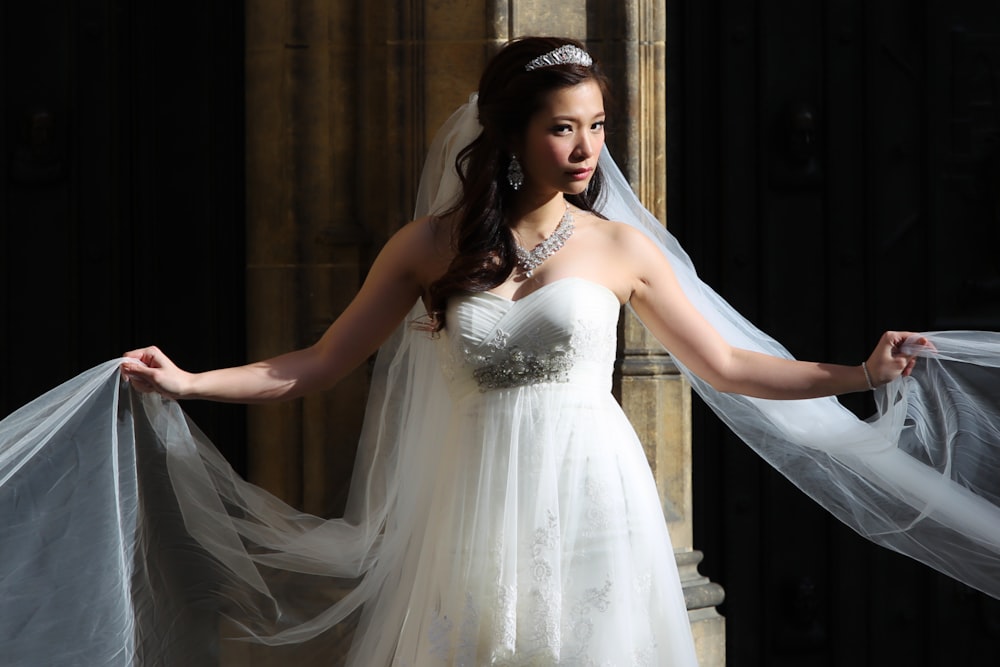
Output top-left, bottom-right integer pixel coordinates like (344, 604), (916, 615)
(861, 361), (876, 391)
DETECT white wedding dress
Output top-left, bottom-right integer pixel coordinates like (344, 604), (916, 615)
(391, 278), (696, 665)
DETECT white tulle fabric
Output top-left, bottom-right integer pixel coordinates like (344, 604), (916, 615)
(2, 94), (1000, 666)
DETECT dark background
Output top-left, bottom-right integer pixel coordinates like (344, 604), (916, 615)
(1, 1), (247, 470)
(3, 0), (1000, 665)
(669, 0), (1000, 665)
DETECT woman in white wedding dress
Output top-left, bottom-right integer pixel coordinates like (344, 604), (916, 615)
(118, 37), (918, 665)
(4, 36), (1000, 667)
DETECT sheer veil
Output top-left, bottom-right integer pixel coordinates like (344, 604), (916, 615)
(2, 93), (1000, 666)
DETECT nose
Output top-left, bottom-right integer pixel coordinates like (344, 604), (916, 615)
(574, 133), (594, 161)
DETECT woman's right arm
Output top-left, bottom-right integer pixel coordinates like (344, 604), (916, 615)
(122, 218), (438, 403)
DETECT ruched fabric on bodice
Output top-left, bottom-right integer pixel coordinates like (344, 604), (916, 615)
(439, 277), (620, 400)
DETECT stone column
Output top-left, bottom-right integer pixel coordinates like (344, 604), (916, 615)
(245, 0), (371, 515)
(601, 2), (727, 663)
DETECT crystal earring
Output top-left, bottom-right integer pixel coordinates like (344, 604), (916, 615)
(507, 154), (524, 191)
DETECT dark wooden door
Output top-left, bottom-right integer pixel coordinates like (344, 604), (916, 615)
(670, 0), (1000, 665)
(1, 1), (246, 469)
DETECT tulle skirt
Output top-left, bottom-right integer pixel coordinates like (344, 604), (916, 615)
(391, 383), (697, 665)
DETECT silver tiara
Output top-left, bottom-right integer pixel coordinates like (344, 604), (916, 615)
(524, 44), (593, 71)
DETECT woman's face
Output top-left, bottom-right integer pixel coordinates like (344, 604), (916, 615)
(516, 79), (606, 197)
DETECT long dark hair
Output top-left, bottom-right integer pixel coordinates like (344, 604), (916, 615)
(425, 37), (611, 330)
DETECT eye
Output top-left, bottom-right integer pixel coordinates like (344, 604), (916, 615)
(591, 120), (605, 132)
(551, 124), (573, 135)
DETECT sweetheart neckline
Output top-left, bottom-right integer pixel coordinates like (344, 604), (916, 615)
(476, 277), (623, 306)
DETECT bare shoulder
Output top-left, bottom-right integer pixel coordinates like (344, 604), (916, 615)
(380, 215), (455, 286)
(390, 215), (450, 248)
(576, 212), (662, 261)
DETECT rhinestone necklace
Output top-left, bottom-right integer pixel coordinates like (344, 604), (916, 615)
(514, 205), (575, 278)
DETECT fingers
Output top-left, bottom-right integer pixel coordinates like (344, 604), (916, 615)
(883, 330), (917, 350)
(121, 360), (155, 389)
(125, 375), (157, 394)
(862, 330), (929, 386)
(120, 346), (178, 397)
(123, 345), (169, 368)
(901, 333), (936, 355)
(872, 330), (927, 382)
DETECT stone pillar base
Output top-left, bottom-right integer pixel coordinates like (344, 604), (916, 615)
(679, 549), (727, 667)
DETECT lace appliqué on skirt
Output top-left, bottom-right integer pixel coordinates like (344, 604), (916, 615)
(420, 510), (634, 666)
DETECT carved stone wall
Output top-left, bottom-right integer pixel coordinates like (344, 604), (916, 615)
(245, 0), (371, 514)
(244, 0), (724, 663)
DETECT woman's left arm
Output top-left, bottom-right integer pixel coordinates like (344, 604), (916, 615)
(618, 227), (923, 399)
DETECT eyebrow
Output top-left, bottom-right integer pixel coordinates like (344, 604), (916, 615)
(550, 112), (606, 121)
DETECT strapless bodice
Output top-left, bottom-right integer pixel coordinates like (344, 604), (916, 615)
(439, 278), (621, 399)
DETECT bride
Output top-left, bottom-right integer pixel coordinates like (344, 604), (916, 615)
(4, 36), (1000, 666)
